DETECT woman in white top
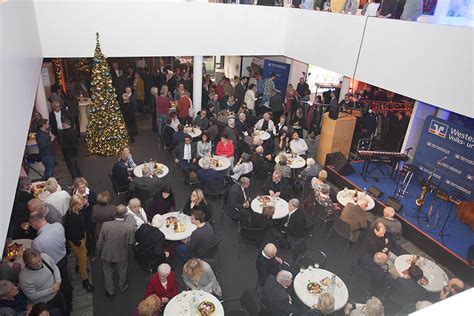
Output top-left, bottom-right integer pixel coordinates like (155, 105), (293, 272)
(125, 198), (148, 229)
(169, 111), (180, 131)
(196, 132), (212, 158)
(255, 112), (275, 132)
(231, 153), (253, 181)
(44, 177), (71, 216)
(244, 84), (258, 113)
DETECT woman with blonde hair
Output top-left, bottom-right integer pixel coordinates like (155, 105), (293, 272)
(183, 259), (222, 297)
(133, 294), (161, 316)
(64, 194), (94, 292)
(43, 177), (70, 216)
(183, 189), (210, 222)
(72, 176), (97, 259)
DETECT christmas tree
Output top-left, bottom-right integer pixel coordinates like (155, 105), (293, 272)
(86, 33), (128, 156)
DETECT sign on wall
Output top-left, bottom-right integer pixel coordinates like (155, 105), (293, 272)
(262, 59), (291, 99)
(413, 115), (474, 201)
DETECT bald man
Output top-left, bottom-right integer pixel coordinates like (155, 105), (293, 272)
(256, 243), (284, 287)
(373, 207), (402, 238)
(26, 198), (63, 224)
(357, 252), (389, 295)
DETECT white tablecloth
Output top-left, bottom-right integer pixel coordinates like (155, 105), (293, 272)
(184, 126), (202, 139)
(133, 163), (169, 178)
(251, 196), (289, 219)
(275, 154), (306, 169)
(164, 290), (224, 316)
(294, 268), (349, 311)
(5, 239), (32, 269)
(198, 155), (230, 172)
(336, 189), (375, 211)
(154, 212), (196, 241)
(394, 254), (448, 293)
(253, 130), (271, 141)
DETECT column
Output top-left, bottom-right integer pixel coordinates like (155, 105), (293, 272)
(35, 75), (49, 119)
(193, 55), (203, 114)
(338, 76), (351, 102)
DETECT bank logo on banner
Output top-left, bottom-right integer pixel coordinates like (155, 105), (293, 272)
(429, 119), (448, 138)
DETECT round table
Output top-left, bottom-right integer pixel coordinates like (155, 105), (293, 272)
(198, 156), (231, 172)
(133, 163), (169, 178)
(251, 196), (289, 219)
(253, 130), (271, 141)
(164, 290), (224, 316)
(294, 268), (349, 311)
(336, 189), (375, 211)
(184, 126), (202, 139)
(31, 181), (59, 201)
(154, 212), (196, 241)
(3, 239), (32, 269)
(394, 254), (448, 293)
(275, 154), (306, 169)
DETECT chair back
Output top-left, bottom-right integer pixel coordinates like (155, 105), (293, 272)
(315, 203), (331, 222)
(302, 219), (315, 238)
(134, 186), (151, 203)
(333, 216), (354, 241)
(108, 173), (120, 194)
(144, 197), (154, 214)
(202, 237), (222, 260)
(291, 237), (307, 261)
(240, 288), (262, 316)
(302, 176), (314, 203)
(203, 179), (226, 197)
(133, 245), (159, 273)
(239, 222), (267, 246)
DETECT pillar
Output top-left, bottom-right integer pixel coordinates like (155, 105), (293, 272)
(193, 55), (203, 114)
(35, 75), (49, 119)
(338, 76), (351, 102)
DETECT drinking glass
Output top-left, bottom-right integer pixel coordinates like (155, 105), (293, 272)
(343, 187), (348, 197)
(314, 263), (320, 269)
(308, 265), (314, 271)
(299, 267), (306, 273)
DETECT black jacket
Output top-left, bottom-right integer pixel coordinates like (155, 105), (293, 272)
(172, 142), (197, 162)
(183, 200), (211, 222)
(135, 224), (166, 263)
(388, 277), (428, 307)
(263, 177), (291, 201)
(64, 211), (86, 246)
(112, 161), (130, 188)
(48, 110), (71, 136)
(357, 254), (387, 296)
(286, 208), (306, 237)
(36, 129), (54, 157)
(60, 127), (78, 156)
(256, 252), (281, 287)
(261, 275), (294, 315)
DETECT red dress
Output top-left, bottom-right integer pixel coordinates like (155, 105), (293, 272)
(144, 271), (178, 301)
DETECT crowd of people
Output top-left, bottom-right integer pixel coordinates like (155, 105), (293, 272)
(2, 61), (465, 316)
(211, 0), (425, 21)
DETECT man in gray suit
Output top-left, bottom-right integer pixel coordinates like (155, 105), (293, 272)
(128, 164), (163, 202)
(96, 205), (135, 296)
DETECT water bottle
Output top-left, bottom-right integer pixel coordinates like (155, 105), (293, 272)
(328, 274), (336, 293)
(190, 293), (199, 316)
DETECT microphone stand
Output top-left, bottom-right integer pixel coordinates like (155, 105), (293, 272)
(438, 193), (462, 242)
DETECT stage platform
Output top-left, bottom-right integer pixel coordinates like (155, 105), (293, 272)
(326, 161), (473, 283)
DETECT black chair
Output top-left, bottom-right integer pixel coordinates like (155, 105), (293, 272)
(315, 202), (336, 237)
(240, 287), (271, 316)
(221, 186), (240, 224)
(108, 173), (129, 199)
(202, 179), (226, 200)
(143, 198), (154, 215)
(327, 216), (359, 254)
(134, 186), (151, 204)
(238, 221), (267, 259)
(202, 237), (223, 263)
(291, 237), (327, 270)
(133, 245), (161, 278)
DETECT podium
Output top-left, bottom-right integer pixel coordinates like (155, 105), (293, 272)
(316, 112), (356, 166)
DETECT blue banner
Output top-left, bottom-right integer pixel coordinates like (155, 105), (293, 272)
(262, 59), (291, 98)
(413, 115), (474, 201)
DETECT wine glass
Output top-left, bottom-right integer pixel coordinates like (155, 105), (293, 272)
(314, 263), (320, 269)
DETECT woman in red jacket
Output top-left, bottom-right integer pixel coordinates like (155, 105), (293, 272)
(144, 263), (178, 310)
(215, 134), (235, 166)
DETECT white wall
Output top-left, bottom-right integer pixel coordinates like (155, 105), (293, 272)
(33, 1), (473, 117)
(0, 0), (43, 245)
(356, 18), (473, 118)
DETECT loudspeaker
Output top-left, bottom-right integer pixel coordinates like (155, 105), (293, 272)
(328, 106), (340, 120)
(368, 185), (383, 198)
(326, 152), (355, 176)
(386, 197), (403, 212)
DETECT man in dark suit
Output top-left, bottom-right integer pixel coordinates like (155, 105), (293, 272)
(256, 243), (284, 287)
(129, 164), (163, 202)
(172, 124), (189, 146)
(386, 264), (428, 313)
(172, 135), (197, 171)
(60, 119), (81, 182)
(64, 91), (80, 137)
(234, 77), (247, 105)
(357, 252), (388, 297)
(135, 223), (167, 265)
(235, 112), (248, 138)
(366, 222), (391, 257)
(112, 157), (131, 189)
(226, 177), (251, 221)
(96, 205), (135, 296)
(197, 159), (224, 184)
(284, 199), (306, 238)
(48, 100), (71, 146)
(261, 270), (295, 315)
(263, 170), (291, 201)
(296, 77), (309, 98)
